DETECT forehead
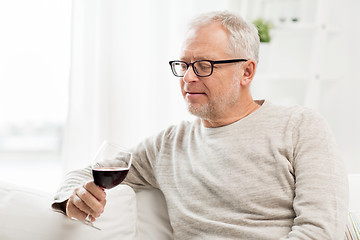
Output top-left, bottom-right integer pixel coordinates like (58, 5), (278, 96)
(180, 22), (231, 60)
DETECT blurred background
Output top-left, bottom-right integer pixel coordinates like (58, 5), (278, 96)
(0, 0), (359, 193)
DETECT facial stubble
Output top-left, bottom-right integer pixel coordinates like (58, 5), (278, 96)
(185, 76), (241, 121)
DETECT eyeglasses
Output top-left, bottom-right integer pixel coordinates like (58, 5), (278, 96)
(169, 59), (248, 77)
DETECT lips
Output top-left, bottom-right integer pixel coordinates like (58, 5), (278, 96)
(183, 86), (207, 100)
(185, 92), (206, 99)
(184, 88), (206, 95)
(184, 91), (206, 103)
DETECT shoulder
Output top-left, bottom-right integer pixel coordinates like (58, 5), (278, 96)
(258, 101), (333, 142)
(286, 105), (329, 132)
(270, 104), (336, 144)
(263, 101), (326, 126)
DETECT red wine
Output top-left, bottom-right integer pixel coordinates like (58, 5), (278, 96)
(92, 167), (129, 189)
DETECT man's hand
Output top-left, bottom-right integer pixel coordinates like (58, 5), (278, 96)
(66, 181), (107, 222)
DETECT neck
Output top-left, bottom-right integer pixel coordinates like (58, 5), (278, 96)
(201, 100), (261, 128)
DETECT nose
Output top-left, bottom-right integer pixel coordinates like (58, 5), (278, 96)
(182, 65), (199, 83)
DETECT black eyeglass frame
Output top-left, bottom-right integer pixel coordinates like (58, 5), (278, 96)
(169, 58), (248, 77)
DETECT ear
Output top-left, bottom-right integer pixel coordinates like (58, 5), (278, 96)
(240, 60), (256, 87)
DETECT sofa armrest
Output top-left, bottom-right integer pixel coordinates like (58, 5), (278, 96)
(0, 182), (137, 240)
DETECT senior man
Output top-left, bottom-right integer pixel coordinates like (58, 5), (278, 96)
(53, 11), (348, 239)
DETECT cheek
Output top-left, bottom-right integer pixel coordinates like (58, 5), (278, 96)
(204, 74), (226, 95)
(179, 78), (186, 96)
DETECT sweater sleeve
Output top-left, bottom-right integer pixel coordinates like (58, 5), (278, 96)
(121, 131), (164, 190)
(52, 167), (93, 213)
(122, 124), (178, 189)
(281, 109), (348, 239)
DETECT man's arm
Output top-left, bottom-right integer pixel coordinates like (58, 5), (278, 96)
(282, 109), (348, 239)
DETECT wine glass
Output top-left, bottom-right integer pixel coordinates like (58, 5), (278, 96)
(83, 141), (133, 230)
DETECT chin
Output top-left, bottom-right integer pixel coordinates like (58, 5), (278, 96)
(186, 102), (214, 119)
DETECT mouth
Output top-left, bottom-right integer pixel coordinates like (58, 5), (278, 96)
(184, 91), (207, 103)
(185, 92), (206, 99)
(185, 90), (206, 95)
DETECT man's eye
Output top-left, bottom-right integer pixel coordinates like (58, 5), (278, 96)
(174, 62), (187, 71)
(197, 63), (211, 70)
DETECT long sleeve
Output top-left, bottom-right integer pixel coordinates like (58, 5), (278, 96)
(281, 109), (349, 239)
(122, 131), (164, 190)
(52, 167), (93, 212)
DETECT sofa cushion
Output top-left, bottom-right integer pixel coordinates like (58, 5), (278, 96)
(135, 188), (173, 240)
(0, 182), (137, 240)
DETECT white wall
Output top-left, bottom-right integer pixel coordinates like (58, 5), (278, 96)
(324, 0), (360, 172)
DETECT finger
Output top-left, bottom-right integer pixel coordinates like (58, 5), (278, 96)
(100, 198), (107, 208)
(84, 181), (106, 201)
(83, 181), (107, 210)
(72, 194), (98, 217)
(66, 195), (89, 221)
(76, 186), (105, 216)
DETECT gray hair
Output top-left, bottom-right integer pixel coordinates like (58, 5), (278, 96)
(187, 11), (260, 63)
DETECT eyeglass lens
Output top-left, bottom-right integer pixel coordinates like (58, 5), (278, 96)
(172, 61), (212, 77)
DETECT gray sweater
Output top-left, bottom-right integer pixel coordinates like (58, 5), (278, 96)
(54, 100), (348, 239)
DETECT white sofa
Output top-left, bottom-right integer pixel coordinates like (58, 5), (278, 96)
(0, 175), (359, 240)
(0, 184), (173, 240)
